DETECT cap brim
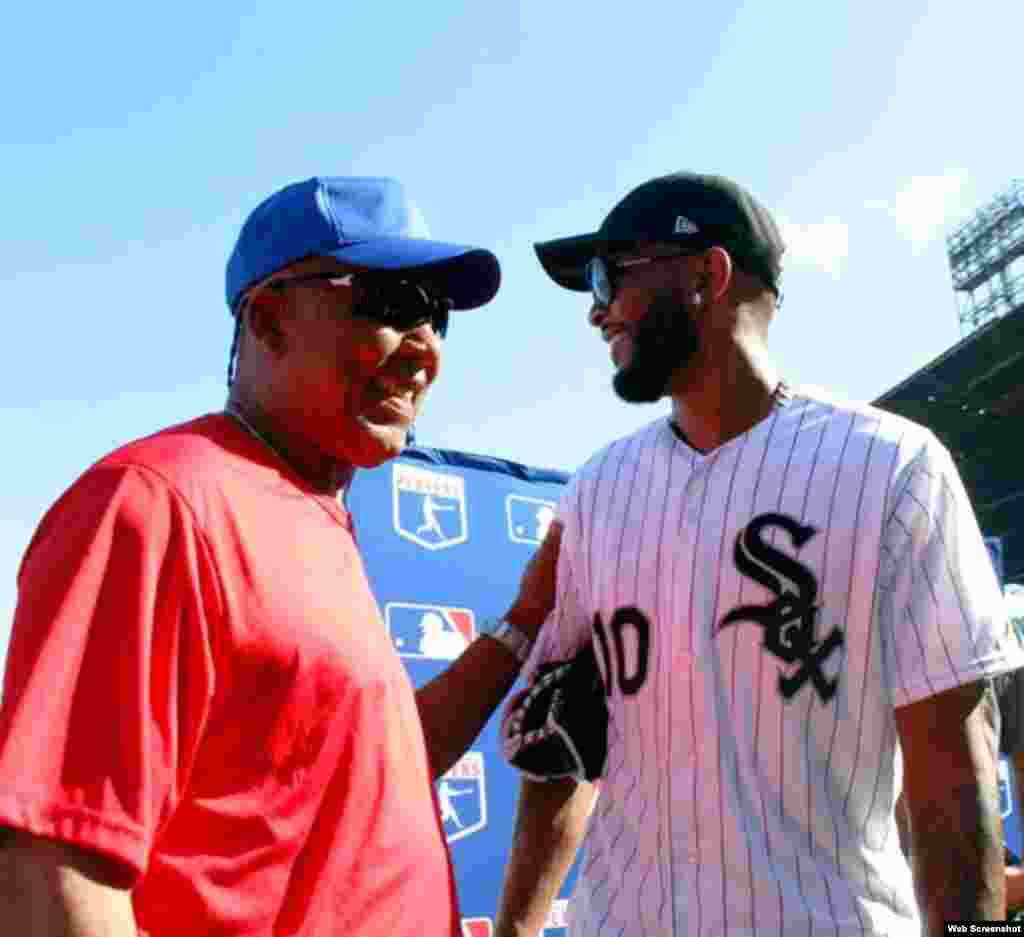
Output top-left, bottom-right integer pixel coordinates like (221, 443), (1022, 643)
(326, 238), (500, 310)
(533, 233), (602, 292)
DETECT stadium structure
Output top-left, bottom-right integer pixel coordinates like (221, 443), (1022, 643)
(873, 179), (1024, 584)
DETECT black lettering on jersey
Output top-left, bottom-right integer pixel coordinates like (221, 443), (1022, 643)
(593, 606), (650, 697)
(593, 612), (614, 698)
(719, 512), (844, 703)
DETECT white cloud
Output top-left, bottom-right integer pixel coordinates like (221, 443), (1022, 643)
(870, 169), (973, 253)
(776, 217), (850, 277)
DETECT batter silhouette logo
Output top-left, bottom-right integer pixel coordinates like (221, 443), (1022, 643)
(461, 917), (493, 937)
(506, 495), (556, 545)
(385, 603), (476, 661)
(393, 463), (468, 550)
(437, 752), (487, 844)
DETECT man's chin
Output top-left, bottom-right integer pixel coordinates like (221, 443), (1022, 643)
(345, 419), (411, 467)
(612, 364), (670, 404)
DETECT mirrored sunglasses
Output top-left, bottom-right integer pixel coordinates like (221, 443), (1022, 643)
(584, 250), (696, 308)
(265, 272), (452, 338)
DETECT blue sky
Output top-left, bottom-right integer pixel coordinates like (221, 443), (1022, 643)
(2, 0), (1023, 649)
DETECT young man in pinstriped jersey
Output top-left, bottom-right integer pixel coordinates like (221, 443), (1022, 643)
(494, 172), (1021, 937)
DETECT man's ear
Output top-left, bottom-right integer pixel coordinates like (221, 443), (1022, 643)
(244, 291), (287, 354)
(705, 246), (734, 303)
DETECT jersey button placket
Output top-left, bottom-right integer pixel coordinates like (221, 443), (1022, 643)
(684, 469), (706, 523)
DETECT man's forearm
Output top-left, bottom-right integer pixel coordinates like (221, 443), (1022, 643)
(899, 680), (1005, 931)
(416, 635), (522, 779)
(908, 781), (1005, 928)
(1, 831), (138, 936)
(495, 778), (596, 937)
(415, 521), (564, 780)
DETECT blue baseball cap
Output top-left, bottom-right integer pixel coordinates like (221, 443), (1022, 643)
(226, 176), (501, 312)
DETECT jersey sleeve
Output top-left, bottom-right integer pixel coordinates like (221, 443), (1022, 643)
(0, 464), (221, 883)
(522, 476), (593, 676)
(878, 434), (1022, 708)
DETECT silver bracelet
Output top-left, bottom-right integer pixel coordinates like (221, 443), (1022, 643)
(480, 616), (533, 664)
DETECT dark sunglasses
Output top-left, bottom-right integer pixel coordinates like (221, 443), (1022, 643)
(264, 272), (452, 338)
(584, 249), (698, 308)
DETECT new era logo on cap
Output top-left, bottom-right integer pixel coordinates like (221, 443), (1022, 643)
(674, 216), (699, 235)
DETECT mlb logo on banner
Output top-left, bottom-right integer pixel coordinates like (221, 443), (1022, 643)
(393, 463), (468, 550)
(461, 917), (493, 937)
(385, 603), (476, 661)
(507, 495), (556, 545)
(438, 751), (487, 844)
(544, 898), (570, 934)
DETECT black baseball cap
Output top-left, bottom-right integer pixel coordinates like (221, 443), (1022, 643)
(534, 172), (785, 296)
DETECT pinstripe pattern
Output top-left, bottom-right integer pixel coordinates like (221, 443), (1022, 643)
(519, 386), (1021, 937)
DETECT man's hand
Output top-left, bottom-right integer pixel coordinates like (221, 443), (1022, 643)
(505, 520), (563, 642)
(1007, 862), (1024, 915)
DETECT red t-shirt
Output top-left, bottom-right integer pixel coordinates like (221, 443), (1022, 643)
(0, 414), (460, 936)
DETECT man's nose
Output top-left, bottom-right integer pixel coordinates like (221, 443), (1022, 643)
(397, 325), (441, 379)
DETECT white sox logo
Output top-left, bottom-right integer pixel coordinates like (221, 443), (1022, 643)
(719, 512), (844, 703)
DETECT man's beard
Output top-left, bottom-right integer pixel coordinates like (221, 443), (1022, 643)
(612, 290), (699, 403)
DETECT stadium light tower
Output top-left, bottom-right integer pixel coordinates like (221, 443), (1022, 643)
(946, 179), (1024, 336)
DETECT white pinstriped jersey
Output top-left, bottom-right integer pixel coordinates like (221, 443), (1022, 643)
(525, 386), (1021, 937)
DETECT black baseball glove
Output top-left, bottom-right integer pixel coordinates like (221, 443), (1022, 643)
(501, 642), (608, 782)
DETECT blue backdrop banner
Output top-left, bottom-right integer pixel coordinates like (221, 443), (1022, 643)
(348, 447), (573, 937)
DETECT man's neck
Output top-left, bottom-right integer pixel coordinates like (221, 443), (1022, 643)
(668, 358), (784, 455)
(224, 393), (354, 496)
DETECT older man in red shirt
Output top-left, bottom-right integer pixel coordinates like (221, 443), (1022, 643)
(0, 177), (557, 936)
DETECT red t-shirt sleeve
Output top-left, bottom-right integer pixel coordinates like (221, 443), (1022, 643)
(0, 463), (220, 883)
